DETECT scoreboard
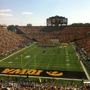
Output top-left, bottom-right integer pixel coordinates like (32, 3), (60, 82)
(47, 15), (68, 26)
(47, 19), (51, 26)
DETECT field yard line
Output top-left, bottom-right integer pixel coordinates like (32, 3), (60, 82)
(23, 50), (41, 68)
(0, 44), (34, 62)
(46, 52), (54, 69)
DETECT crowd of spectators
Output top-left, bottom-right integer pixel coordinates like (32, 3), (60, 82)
(76, 36), (90, 58)
(17, 26), (90, 43)
(1, 25), (90, 89)
(17, 26), (90, 50)
(0, 26), (31, 56)
(1, 25), (90, 66)
(0, 77), (90, 90)
(1, 25), (90, 58)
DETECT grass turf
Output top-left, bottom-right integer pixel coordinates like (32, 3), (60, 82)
(0, 43), (83, 72)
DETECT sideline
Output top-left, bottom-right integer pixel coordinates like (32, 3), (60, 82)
(0, 44), (34, 62)
(80, 61), (90, 80)
(0, 73), (83, 81)
(72, 44), (90, 80)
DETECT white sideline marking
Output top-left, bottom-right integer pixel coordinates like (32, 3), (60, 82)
(72, 44), (90, 80)
(0, 44), (34, 63)
(0, 73), (84, 81)
(80, 61), (90, 80)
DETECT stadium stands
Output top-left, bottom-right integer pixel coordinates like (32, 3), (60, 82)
(0, 26), (31, 56)
(0, 78), (90, 90)
(17, 26), (90, 43)
(1, 25), (90, 89)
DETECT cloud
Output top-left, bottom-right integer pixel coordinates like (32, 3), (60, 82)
(22, 12), (33, 15)
(0, 13), (12, 17)
(6, 17), (19, 20)
(0, 9), (11, 12)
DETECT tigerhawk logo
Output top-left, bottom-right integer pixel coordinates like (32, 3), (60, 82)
(46, 71), (63, 76)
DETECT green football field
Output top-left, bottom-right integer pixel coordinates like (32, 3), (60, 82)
(0, 43), (83, 72)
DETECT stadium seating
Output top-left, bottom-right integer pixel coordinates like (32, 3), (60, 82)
(1, 25), (90, 89)
(0, 26), (31, 56)
(0, 78), (90, 90)
(17, 26), (90, 43)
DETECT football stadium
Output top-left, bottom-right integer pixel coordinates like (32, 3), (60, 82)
(0, 14), (90, 89)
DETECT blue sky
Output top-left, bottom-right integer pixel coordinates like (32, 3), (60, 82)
(0, 0), (90, 26)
